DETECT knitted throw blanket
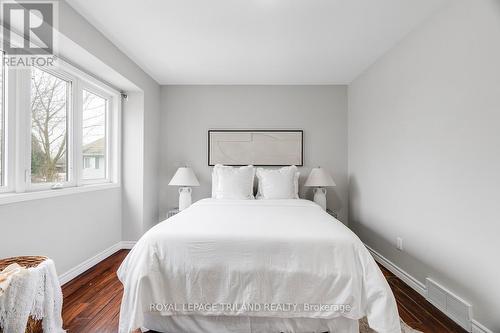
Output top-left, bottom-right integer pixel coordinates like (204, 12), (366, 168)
(0, 259), (65, 333)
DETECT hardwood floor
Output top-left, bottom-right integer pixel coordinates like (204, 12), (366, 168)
(62, 250), (467, 333)
(378, 266), (466, 333)
(62, 250), (126, 333)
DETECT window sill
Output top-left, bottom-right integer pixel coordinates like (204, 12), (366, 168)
(0, 183), (120, 205)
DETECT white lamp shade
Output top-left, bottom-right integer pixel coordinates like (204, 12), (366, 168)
(304, 167), (336, 187)
(168, 167), (200, 187)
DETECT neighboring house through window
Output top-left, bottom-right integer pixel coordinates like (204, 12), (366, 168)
(82, 137), (105, 180)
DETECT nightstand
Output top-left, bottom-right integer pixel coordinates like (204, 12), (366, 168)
(167, 208), (180, 219)
(326, 209), (338, 219)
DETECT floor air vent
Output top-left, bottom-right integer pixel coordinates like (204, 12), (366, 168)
(426, 278), (472, 331)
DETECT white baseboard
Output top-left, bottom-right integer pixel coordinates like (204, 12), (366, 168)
(364, 244), (493, 333)
(58, 241), (137, 285)
(364, 244), (427, 297)
(58, 242), (123, 285)
(120, 240), (137, 249)
(471, 320), (494, 333)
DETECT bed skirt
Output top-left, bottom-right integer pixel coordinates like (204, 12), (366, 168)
(142, 314), (359, 333)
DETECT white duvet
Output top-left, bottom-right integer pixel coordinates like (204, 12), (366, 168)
(118, 199), (400, 333)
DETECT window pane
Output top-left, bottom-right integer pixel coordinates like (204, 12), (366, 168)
(31, 68), (69, 183)
(0, 53), (4, 186)
(82, 90), (106, 180)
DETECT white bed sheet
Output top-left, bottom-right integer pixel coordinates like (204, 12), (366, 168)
(118, 199), (400, 333)
(142, 314), (359, 333)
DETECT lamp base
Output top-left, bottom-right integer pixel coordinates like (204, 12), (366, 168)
(178, 187), (192, 211)
(313, 187), (327, 210)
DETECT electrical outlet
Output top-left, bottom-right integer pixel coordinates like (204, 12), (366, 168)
(396, 237), (403, 251)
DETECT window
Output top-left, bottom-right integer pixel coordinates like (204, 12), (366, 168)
(30, 67), (70, 184)
(0, 59), (120, 200)
(82, 89), (107, 180)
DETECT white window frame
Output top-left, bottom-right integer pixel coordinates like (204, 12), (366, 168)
(78, 81), (114, 185)
(0, 64), (16, 194)
(70, 64), (121, 186)
(0, 51), (12, 194)
(0, 58), (121, 203)
(20, 66), (76, 191)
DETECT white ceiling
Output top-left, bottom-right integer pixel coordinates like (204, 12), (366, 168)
(66, 0), (449, 85)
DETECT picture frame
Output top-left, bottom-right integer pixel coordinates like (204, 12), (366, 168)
(208, 130), (304, 166)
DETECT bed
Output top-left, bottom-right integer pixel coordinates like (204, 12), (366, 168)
(117, 199), (401, 333)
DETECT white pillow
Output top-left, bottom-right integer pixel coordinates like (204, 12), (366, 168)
(256, 166), (300, 199)
(212, 165), (255, 199)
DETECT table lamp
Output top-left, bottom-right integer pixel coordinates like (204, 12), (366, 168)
(304, 167), (336, 210)
(168, 167), (200, 210)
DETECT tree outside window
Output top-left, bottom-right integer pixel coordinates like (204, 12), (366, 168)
(31, 67), (69, 183)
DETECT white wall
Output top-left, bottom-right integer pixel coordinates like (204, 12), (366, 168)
(0, 190), (121, 274)
(348, 0), (500, 330)
(160, 85), (348, 222)
(58, 1), (162, 240)
(0, 1), (161, 275)
(122, 92), (144, 241)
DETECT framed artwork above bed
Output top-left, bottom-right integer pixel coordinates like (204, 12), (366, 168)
(208, 130), (303, 166)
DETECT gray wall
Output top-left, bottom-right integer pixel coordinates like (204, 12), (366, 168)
(160, 86), (348, 223)
(0, 189), (121, 275)
(0, 1), (161, 275)
(58, 1), (162, 241)
(348, 0), (500, 330)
